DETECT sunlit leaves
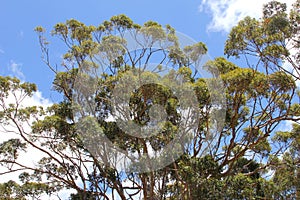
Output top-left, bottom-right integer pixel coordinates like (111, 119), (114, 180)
(225, 0), (300, 81)
(3, 8), (296, 199)
(110, 14), (134, 29)
(0, 76), (36, 98)
(0, 139), (26, 160)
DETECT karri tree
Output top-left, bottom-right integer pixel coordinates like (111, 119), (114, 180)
(0, 1), (299, 199)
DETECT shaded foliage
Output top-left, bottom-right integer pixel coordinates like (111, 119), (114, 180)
(0, 1), (299, 199)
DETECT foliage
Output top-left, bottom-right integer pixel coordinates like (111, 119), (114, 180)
(225, 0), (300, 81)
(0, 1), (299, 199)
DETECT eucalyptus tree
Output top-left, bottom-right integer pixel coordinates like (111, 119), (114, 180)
(0, 1), (299, 199)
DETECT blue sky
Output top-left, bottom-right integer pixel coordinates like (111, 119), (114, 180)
(0, 1), (296, 198)
(0, 0), (226, 100)
(0, 0), (294, 101)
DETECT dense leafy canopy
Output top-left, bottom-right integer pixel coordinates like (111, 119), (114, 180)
(0, 1), (299, 199)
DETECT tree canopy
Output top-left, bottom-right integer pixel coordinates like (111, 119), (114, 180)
(0, 1), (299, 199)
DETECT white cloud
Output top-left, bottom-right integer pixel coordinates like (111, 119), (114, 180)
(0, 48), (4, 54)
(280, 120), (294, 132)
(199, 0), (294, 32)
(0, 74), (74, 198)
(200, 0), (300, 87)
(282, 64), (300, 87)
(0, 88), (77, 199)
(0, 88), (52, 180)
(37, 188), (77, 200)
(0, 84), (98, 199)
(9, 60), (25, 81)
(282, 42), (300, 87)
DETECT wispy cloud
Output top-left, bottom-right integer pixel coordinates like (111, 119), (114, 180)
(0, 48), (4, 54)
(199, 0), (294, 32)
(9, 60), (25, 80)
